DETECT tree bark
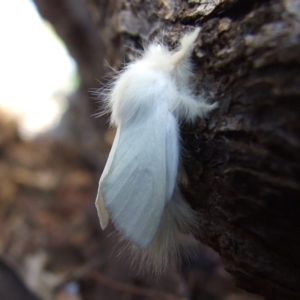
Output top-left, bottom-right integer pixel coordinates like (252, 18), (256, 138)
(81, 1), (300, 299)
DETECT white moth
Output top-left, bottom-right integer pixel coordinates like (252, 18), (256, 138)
(96, 28), (218, 273)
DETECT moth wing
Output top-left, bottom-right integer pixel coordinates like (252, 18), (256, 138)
(95, 128), (122, 229)
(96, 107), (179, 248)
(95, 191), (110, 229)
(165, 113), (179, 201)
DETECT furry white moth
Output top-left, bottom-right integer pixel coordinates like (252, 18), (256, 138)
(96, 28), (217, 273)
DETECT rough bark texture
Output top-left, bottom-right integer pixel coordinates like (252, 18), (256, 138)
(80, 0), (300, 299)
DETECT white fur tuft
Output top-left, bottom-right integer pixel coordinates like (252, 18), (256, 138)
(127, 188), (198, 274)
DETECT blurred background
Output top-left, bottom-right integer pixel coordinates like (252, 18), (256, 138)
(0, 1), (263, 299)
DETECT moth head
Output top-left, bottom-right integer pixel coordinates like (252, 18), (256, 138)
(143, 44), (173, 71)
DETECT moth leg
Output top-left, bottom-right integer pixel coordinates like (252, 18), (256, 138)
(177, 93), (218, 121)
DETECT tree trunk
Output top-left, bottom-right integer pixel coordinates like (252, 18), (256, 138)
(81, 1), (300, 299)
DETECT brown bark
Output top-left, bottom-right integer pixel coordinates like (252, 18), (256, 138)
(80, 0), (300, 299)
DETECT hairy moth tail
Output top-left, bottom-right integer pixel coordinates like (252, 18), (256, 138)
(126, 188), (198, 274)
